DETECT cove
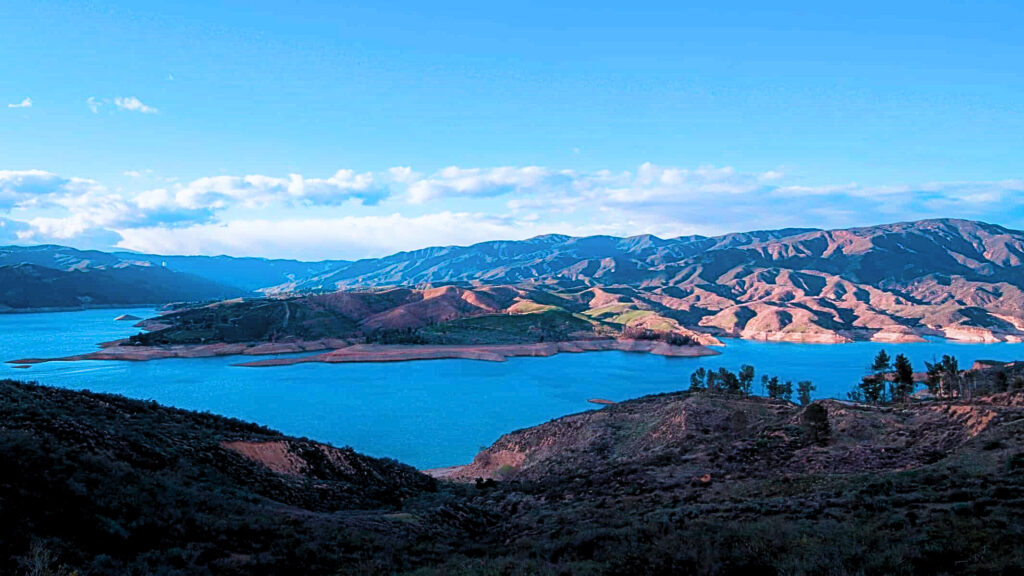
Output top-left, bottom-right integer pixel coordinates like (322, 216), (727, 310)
(2, 308), (1023, 469)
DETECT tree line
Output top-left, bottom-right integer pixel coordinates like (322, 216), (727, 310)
(688, 349), (1024, 407)
(688, 365), (816, 405)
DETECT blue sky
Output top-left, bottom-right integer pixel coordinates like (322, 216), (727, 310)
(2, 1), (1022, 259)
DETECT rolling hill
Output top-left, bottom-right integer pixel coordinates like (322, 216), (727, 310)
(4, 219), (1024, 341)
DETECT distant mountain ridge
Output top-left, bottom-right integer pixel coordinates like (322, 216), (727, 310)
(3, 219), (1024, 343)
(272, 226), (822, 292)
(0, 245), (348, 311)
(0, 244), (348, 292)
(272, 219), (1023, 292)
(0, 263), (240, 312)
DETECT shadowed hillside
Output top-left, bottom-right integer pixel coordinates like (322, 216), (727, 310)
(4, 374), (1024, 574)
(0, 263), (238, 311)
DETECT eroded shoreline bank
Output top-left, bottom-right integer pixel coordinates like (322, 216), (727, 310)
(7, 338), (720, 366)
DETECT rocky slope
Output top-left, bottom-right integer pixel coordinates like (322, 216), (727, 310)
(5, 377), (1024, 574)
(269, 218), (1024, 343)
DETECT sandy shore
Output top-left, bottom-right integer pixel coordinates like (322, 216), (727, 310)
(236, 339), (720, 367)
(7, 338), (718, 366)
(10, 323), (1019, 367)
(7, 338), (353, 365)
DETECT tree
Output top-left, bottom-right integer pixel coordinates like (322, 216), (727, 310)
(801, 402), (830, 444)
(764, 376), (792, 402)
(781, 380), (794, 403)
(925, 355), (961, 398)
(856, 374), (886, 404)
(871, 349), (892, 374)
(717, 367), (741, 394)
(705, 370), (720, 392)
(892, 354), (914, 403)
(925, 360), (944, 396)
(738, 365), (755, 396)
(797, 380), (815, 405)
(689, 367), (707, 391)
(871, 349), (892, 401)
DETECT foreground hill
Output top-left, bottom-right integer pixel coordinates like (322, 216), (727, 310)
(4, 373), (1024, 574)
(0, 379), (442, 575)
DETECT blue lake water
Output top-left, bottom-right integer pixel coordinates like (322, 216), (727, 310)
(2, 307), (1023, 469)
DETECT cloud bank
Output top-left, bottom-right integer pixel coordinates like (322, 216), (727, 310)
(0, 164), (1021, 259)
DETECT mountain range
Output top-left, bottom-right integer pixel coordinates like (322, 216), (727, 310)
(2, 219), (1024, 342)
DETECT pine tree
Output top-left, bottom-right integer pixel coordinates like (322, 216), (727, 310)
(781, 380), (794, 403)
(689, 367), (707, 391)
(871, 349), (892, 374)
(797, 380), (815, 405)
(738, 365), (755, 396)
(925, 355), (961, 398)
(892, 354), (914, 403)
(718, 367), (741, 394)
(869, 349), (893, 402)
(857, 374), (886, 404)
(765, 376), (792, 402)
(705, 370), (720, 392)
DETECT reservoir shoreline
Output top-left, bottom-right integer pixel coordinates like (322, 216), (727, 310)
(8, 338), (720, 366)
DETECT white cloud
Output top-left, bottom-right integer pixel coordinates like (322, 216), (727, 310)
(0, 170), (70, 209)
(387, 166), (420, 184)
(115, 212), (597, 260)
(406, 166), (560, 203)
(2, 163), (1023, 258)
(113, 96), (158, 114)
(7, 97), (32, 109)
(290, 170), (386, 205)
(87, 97), (102, 114)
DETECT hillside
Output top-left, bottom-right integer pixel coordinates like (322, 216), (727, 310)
(5, 219), (1024, 341)
(0, 263), (238, 311)
(0, 379), (446, 575)
(274, 227), (820, 292)
(109, 284), (723, 357)
(273, 219), (1024, 343)
(0, 244), (347, 295)
(4, 377), (1024, 574)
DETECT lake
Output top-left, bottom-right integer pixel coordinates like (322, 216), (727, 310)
(2, 307), (1023, 469)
